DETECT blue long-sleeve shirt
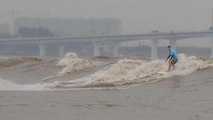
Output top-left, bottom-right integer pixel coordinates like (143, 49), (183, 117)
(169, 49), (178, 59)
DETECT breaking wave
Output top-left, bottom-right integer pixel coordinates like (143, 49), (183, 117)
(52, 54), (213, 89)
(56, 52), (94, 75)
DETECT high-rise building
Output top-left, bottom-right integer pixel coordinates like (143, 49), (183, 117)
(14, 17), (122, 37)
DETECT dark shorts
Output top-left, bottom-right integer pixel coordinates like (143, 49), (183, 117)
(172, 58), (178, 64)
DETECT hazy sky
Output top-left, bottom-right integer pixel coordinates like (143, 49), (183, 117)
(0, 0), (213, 47)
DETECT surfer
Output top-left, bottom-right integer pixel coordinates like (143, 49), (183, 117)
(166, 45), (178, 72)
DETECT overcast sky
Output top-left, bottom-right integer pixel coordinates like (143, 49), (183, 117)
(0, 0), (213, 47)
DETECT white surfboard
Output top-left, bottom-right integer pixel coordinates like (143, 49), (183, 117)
(157, 71), (168, 76)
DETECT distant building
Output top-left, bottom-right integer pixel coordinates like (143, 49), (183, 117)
(14, 17), (122, 37)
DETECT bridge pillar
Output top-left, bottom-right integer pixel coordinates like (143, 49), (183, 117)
(211, 38), (213, 58)
(169, 38), (177, 51)
(103, 43), (110, 52)
(112, 43), (120, 57)
(38, 44), (47, 57)
(93, 42), (101, 57)
(151, 39), (159, 59)
(58, 45), (65, 58)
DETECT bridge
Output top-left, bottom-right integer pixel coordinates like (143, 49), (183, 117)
(1, 30), (213, 59)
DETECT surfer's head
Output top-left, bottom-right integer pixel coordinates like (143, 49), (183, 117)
(167, 45), (171, 50)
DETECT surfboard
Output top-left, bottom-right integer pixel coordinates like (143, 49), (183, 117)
(157, 71), (168, 76)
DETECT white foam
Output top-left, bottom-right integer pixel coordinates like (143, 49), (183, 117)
(85, 59), (166, 86)
(56, 52), (94, 75)
(168, 54), (213, 76)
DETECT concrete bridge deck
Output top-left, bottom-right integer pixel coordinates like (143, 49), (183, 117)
(0, 30), (213, 58)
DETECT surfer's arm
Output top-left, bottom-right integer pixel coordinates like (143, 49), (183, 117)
(168, 57), (173, 62)
(166, 55), (171, 62)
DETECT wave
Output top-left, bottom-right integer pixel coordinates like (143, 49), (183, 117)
(52, 54), (213, 89)
(56, 52), (95, 75)
(0, 53), (212, 90)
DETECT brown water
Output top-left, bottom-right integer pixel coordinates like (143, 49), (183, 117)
(0, 54), (213, 119)
(1, 68), (213, 120)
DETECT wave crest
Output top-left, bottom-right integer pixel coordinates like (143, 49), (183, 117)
(56, 53), (94, 75)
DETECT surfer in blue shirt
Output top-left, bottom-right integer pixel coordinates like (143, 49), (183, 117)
(166, 45), (178, 71)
